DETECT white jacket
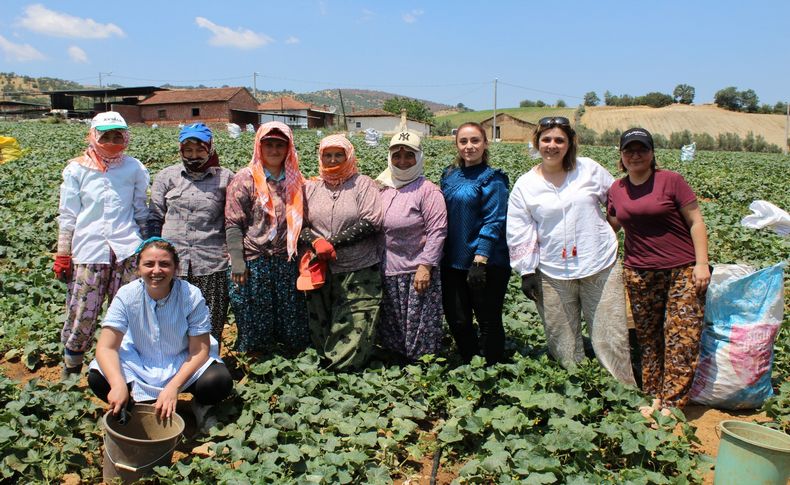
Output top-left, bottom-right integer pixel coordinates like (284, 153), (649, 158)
(507, 157), (617, 280)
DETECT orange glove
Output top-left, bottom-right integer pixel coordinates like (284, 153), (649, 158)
(53, 255), (73, 282)
(312, 238), (337, 261)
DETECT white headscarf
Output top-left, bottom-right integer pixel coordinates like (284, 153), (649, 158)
(377, 146), (424, 189)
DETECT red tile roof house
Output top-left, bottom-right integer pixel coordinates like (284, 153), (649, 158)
(137, 87), (260, 127)
(258, 96), (336, 129)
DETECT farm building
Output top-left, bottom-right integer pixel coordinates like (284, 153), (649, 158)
(345, 108), (431, 137)
(137, 87), (259, 127)
(258, 96), (336, 129)
(480, 113), (537, 142)
(0, 100), (49, 120)
(45, 86), (165, 119)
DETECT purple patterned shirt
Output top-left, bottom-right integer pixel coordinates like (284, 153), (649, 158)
(380, 177), (447, 276)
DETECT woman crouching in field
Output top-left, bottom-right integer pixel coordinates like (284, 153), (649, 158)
(88, 238), (233, 429)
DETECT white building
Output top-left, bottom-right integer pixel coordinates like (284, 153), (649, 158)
(345, 109), (431, 137)
(258, 96), (335, 130)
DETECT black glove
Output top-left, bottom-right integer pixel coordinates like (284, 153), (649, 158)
(521, 273), (541, 301)
(467, 263), (487, 290)
(328, 220), (376, 248)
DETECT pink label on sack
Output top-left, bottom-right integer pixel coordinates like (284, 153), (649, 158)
(728, 323), (779, 386)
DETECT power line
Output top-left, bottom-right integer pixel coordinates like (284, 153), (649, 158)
(258, 73), (490, 90)
(108, 74), (251, 84)
(497, 80), (584, 101)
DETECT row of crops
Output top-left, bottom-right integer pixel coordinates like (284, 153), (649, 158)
(0, 121), (787, 483)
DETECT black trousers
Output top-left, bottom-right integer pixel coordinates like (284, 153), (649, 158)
(441, 265), (510, 364)
(88, 361), (233, 405)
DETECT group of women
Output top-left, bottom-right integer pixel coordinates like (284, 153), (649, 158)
(55, 111), (709, 423)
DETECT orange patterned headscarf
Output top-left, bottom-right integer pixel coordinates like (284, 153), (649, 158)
(318, 134), (358, 186)
(78, 128), (130, 172)
(250, 122), (305, 260)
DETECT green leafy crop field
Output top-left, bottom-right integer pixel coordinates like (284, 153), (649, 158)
(0, 121), (787, 483)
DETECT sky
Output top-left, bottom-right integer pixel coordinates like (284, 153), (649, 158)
(0, 1), (788, 111)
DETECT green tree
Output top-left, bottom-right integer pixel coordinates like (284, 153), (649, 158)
(382, 97), (434, 123)
(583, 91), (600, 106)
(717, 132), (742, 151)
(637, 92), (673, 108)
(652, 133), (669, 149)
(575, 124), (598, 145)
(693, 132), (716, 151)
(556, 99), (567, 108)
(669, 129), (693, 149)
(535, 100), (546, 107)
(433, 119), (453, 136)
(519, 99), (536, 107)
(673, 84), (695, 104)
(774, 101), (788, 114)
(714, 86), (741, 111)
(740, 89), (759, 113)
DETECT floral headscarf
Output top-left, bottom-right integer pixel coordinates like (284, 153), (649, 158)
(249, 121), (305, 260)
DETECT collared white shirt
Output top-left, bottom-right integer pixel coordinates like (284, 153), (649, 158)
(89, 279), (221, 402)
(58, 155), (150, 264)
(507, 157), (617, 280)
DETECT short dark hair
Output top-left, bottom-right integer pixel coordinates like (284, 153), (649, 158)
(135, 238), (180, 268)
(453, 122), (489, 167)
(532, 122), (577, 172)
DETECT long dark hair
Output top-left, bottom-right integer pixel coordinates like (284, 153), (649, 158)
(453, 122), (490, 167)
(532, 122), (577, 172)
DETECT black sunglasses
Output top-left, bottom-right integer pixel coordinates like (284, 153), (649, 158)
(538, 116), (571, 128)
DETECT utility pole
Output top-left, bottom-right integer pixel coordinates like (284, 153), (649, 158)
(253, 72), (259, 100)
(99, 72), (112, 112)
(338, 89), (348, 131)
(785, 101), (789, 155)
(492, 78), (498, 142)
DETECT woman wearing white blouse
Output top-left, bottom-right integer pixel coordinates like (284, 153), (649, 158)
(506, 117), (635, 385)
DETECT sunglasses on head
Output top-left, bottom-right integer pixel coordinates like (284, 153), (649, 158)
(538, 116), (571, 128)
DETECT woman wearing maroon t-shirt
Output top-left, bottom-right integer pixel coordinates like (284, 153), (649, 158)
(607, 128), (710, 414)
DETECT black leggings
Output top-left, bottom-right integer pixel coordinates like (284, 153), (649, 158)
(88, 361), (233, 405)
(441, 265), (510, 364)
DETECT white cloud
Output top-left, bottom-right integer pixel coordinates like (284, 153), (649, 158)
(402, 9), (424, 23)
(285, 36), (300, 45)
(67, 45), (88, 63)
(318, 0), (328, 15)
(0, 34), (46, 61)
(195, 17), (273, 49)
(360, 8), (375, 22)
(18, 4), (125, 39)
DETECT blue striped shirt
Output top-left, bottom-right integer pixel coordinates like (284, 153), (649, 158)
(89, 278), (221, 402)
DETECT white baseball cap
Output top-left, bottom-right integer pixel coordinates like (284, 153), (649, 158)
(90, 111), (128, 132)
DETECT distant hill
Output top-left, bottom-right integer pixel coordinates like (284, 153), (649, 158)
(436, 104), (788, 149)
(435, 107), (576, 126)
(293, 89), (453, 114)
(0, 73), (453, 114)
(0, 72), (83, 105)
(582, 104), (787, 148)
